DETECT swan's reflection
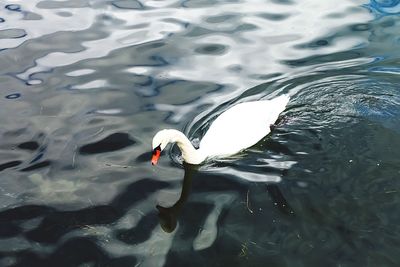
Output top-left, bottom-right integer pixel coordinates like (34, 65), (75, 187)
(157, 163), (197, 233)
(157, 162), (295, 233)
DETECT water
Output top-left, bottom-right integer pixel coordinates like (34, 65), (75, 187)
(1, 0), (400, 266)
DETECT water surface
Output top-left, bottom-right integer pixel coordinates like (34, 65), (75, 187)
(1, 0), (400, 266)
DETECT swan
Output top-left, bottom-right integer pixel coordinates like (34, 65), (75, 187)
(151, 94), (290, 165)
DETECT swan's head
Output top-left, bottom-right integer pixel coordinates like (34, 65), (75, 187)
(151, 130), (170, 165)
(151, 129), (200, 165)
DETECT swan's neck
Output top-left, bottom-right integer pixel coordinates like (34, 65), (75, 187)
(167, 129), (206, 164)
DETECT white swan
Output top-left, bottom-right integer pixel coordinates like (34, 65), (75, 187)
(151, 94), (290, 165)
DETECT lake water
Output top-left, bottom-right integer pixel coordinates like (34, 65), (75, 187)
(1, 0), (400, 266)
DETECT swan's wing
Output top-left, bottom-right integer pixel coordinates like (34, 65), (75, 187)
(199, 95), (289, 157)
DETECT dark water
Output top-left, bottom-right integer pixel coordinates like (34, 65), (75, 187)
(1, 0), (400, 266)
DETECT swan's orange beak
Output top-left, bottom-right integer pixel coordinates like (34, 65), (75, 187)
(151, 148), (161, 165)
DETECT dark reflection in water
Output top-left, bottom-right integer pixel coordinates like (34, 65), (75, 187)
(79, 132), (137, 155)
(0, 178), (170, 266)
(157, 162), (294, 233)
(157, 163), (197, 233)
(1, 237), (138, 267)
(0, 160), (22, 172)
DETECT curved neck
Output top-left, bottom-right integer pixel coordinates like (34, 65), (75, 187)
(166, 129), (206, 164)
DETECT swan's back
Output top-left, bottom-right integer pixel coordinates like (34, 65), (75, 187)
(199, 94), (289, 158)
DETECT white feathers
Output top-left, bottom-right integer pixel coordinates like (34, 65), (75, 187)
(152, 94), (290, 164)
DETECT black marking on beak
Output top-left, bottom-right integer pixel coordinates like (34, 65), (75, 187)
(151, 144), (162, 166)
(152, 144), (161, 155)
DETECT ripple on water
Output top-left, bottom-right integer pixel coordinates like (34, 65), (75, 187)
(5, 4), (21, 12)
(194, 43), (228, 55)
(257, 12), (291, 21)
(5, 93), (21, 99)
(366, 0), (400, 15)
(0, 29), (27, 39)
(112, 0), (145, 10)
(36, 1), (89, 9)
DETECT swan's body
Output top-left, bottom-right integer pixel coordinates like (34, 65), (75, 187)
(152, 94), (290, 165)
